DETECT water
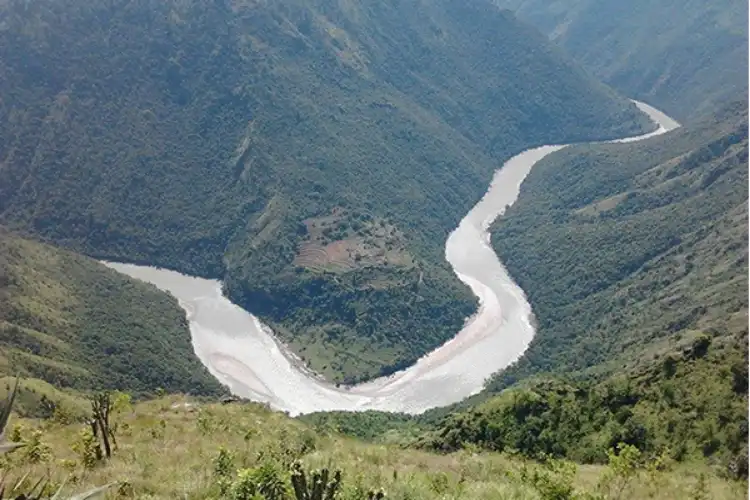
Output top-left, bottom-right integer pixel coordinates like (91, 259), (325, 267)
(104, 100), (680, 415)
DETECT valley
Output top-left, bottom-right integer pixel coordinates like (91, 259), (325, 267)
(0, 0), (746, 498)
(493, 0), (748, 121)
(104, 100), (678, 415)
(0, 0), (650, 384)
(486, 99), (748, 395)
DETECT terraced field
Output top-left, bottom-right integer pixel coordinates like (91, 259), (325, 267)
(294, 210), (413, 272)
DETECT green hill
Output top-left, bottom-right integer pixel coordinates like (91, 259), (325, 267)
(495, 0), (748, 121)
(0, 228), (222, 397)
(487, 101), (747, 392)
(429, 331), (748, 477)
(413, 101), (747, 478)
(355, 104), (749, 476)
(0, 0), (649, 383)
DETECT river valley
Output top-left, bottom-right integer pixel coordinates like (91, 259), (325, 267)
(105, 100), (680, 415)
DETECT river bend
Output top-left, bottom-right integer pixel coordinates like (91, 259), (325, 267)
(105, 100), (679, 415)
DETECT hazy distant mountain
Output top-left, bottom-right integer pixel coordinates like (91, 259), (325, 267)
(0, 0), (648, 383)
(495, 0), (748, 121)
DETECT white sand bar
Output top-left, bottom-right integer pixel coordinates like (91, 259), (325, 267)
(104, 100), (680, 415)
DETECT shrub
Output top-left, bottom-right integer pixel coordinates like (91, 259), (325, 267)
(72, 428), (103, 469)
(231, 462), (289, 500)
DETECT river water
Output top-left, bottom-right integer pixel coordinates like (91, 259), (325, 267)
(104, 100), (679, 415)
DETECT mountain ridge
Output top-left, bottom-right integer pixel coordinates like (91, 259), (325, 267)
(0, 227), (222, 397)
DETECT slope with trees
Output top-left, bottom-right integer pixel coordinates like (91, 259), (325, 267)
(488, 101), (747, 392)
(0, 0), (649, 382)
(0, 228), (222, 397)
(429, 331), (748, 478)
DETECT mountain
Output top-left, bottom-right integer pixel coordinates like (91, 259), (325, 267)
(493, 0), (748, 121)
(0, 0), (650, 383)
(488, 100), (747, 391)
(0, 228), (222, 397)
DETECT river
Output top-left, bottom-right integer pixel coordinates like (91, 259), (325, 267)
(104, 100), (680, 416)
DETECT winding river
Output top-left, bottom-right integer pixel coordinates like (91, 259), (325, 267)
(105, 100), (680, 416)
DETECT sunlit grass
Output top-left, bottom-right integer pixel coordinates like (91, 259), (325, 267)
(2, 395), (744, 499)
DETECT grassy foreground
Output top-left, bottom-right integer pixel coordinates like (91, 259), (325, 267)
(1, 394), (745, 499)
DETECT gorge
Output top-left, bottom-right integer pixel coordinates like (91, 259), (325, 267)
(104, 100), (680, 415)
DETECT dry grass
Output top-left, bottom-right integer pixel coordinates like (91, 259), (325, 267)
(1, 395), (745, 499)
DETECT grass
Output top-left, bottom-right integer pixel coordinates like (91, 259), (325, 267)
(2, 395), (745, 499)
(294, 212), (413, 273)
(281, 326), (406, 383)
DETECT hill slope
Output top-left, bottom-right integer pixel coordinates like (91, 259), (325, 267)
(430, 331), (748, 475)
(2, 393), (745, 499)
(488, 101), (748, 391)
(494, 0), (748, 121)
(0, 229), (222, 396)
(0, 0), (649, 382)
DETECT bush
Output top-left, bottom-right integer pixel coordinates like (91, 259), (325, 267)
(231, 462), (289, 500)
(72, 428), (103, 469)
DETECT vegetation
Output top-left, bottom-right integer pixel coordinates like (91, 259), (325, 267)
(298, 411), (424, 444)
(408, 101), (748, 487)
(0, 390), (745, 499)
(0, 379), (116, 499)
(429, 332), (748, 479)
(0, 2), (744, 496)
(495, 0), (748, 121)
(0, 0), (649, 382)
(0, 229), (222, 397)
(487, 101), (747, 393)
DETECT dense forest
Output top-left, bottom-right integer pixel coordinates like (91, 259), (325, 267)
(486, 101), (747, 393)
(0, 0), (650, 382)
(0, 0), (746, 497)
(494, 0), (748, 121)
(297, 103), (749, 481)
(0, 228), (222, 397)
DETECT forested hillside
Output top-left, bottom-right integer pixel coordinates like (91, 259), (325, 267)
(488, 101), (747, 391)
(494, 0), (748, 121)
(429, 331), (748, 477)
(344, 103), (748, 478)
(0, 228), (222, 397)
(0, 0), (649, 383)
